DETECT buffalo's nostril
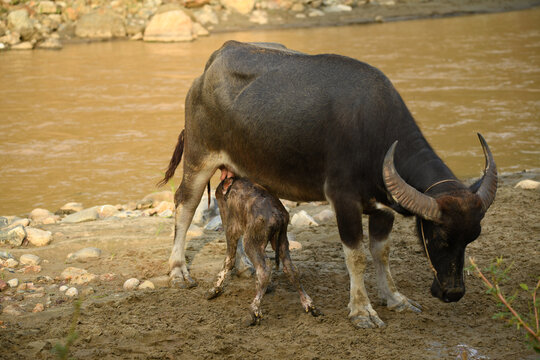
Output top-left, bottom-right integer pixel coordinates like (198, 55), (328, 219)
(443, 288), (465, 302)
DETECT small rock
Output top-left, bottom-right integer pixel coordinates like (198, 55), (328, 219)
(193, 5), (219, 26)
(193, 195), (219, 225)
(0, 225), (26, 246)
(515, 179), (540, 190)
(61, 267), (96, 285)
(0, 251), (14, 259)
(57, 202), (84, 215)
(130, 32), (143, 41)
(66, 247), (102, 263)
(0, 217), (8, 228)
(154, 201), (175, 213)
(25, 227), (53, 247)
(21, 265), (42, 274)
(123, 278), (140, 290)
(65, 287), (78, 297)
(7, 218), (30, 228)
(62, 207), (99, 223)
(59, 285), (68, 292)
(37, 1), (58, 14)
(0, 279), (7, 291)
(204, 215), (223, 231)
(75, 10), (126, 39)
(142, 191), (174, 207)
(158, 209), (173, 218)
(19, 254), (41, 266)
(288, 240), (302, 251)
(29, 208), (58, 225)
(3, 304), (23, 316)
(7, 278), (19, 288)
(99, 273), (116, 282)
(324, 4), (352, 12)
(5, 258), (19, 268)
(280, 199), (299, 208)
(308, 9), (325, 17)
(97, 205), (118, 218)
(221, 0), (255, 14)
(291, 210), (319, 227)
(313, 209), (335, 223)
(138, 280), (155, 290)
(32, 303), (45, 313)
(7, 9), (34, 40)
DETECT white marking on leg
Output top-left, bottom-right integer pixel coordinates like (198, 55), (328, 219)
(342, 244), (370, 318)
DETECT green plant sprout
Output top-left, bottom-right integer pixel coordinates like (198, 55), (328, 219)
(53, 299), (82, 359)
(468, 257), (539, 352)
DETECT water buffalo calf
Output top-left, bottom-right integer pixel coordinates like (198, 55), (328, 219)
(206, 177), (319, 325)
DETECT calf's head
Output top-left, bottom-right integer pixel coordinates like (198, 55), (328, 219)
(383, 134), (497, 302)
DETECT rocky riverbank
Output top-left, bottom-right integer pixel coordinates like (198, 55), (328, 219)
(0, 0), (539, 51)
(0, 171), (538, 358)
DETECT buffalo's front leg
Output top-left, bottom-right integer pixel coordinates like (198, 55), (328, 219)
(169, 162), (216, 288)
(368, 207), (421, 313)
(328, 190), (385, 329)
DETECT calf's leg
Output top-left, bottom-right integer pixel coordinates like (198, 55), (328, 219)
(368, 207), (421, 313)
(244, 232), (272, 325)
(206, 226), (242, 299)
(278, 229), (320, 316)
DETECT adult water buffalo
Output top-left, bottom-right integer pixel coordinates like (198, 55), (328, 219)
(160, 41), (497, 328)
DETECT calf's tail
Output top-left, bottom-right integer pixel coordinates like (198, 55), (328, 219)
(157, 129), (212, 208)
(157, 130), (185, 187)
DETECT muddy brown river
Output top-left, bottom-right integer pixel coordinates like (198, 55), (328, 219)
(1, 8), (539, 216)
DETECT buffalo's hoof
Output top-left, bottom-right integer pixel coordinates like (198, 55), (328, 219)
(388, 297), (422, 313)
(206, 287), (223, 300)
(170, 276), (197, 289)
(350, 314), (386, 329)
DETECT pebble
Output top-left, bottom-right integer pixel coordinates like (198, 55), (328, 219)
(0, 217), (8, 228)
(154, 201), (175, 214)
(7, 278), (19, 287)
(123, 278), (140, 290)
(291, 210), (319, 227)
(32, 303), (45, 313)
(61, 267), (97, 285)
(0, 251), (14, 259)
(62, 207), (99, 223)
(25, 227), (53, 247)
(313, 209), (335, 223)
(287, 233), (303, 251)
(81, 287), (95, 297)
(0, 225), (26, 246)
(29, 208), (57, 225)
(0, 279), (7, 291)
(66, 247), (102, 263)
(158, 209), (173, 218)
(19, 254), (41, 266)
(138, 280), (155, 290)
(59, 285), (68, 292)
(58, 202), (84, 215)
(65, 287), (78, 297)
(515, 179), (540, 190)
(141, 191), (174, 207)
(5, 258), (19, 267)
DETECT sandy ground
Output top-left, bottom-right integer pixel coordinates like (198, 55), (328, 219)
(0, 171), (538, 359)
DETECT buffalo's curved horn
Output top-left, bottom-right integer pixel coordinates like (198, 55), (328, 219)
(383, 141), (442, 222)
(475, 133), (498, 212)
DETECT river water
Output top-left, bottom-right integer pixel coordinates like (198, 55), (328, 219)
(1, 8), (539, 216)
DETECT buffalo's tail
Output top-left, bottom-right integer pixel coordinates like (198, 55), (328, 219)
(157, 130), (185, 187)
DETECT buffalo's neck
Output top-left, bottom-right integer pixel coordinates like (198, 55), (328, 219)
(393, 127), (458, 194)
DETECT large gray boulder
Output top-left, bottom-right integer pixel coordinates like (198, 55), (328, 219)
(75, 10), (126, 39)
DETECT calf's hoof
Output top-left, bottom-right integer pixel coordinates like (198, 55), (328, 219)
(305, 305), (322, 317)
(246, 311), (262, 326)
(350, 314), (386, 329)
(206, 287), (223, 300)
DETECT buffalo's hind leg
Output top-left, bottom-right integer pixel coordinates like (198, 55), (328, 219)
(368, 206), (421, 313)
(169, 160), (218, 288)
